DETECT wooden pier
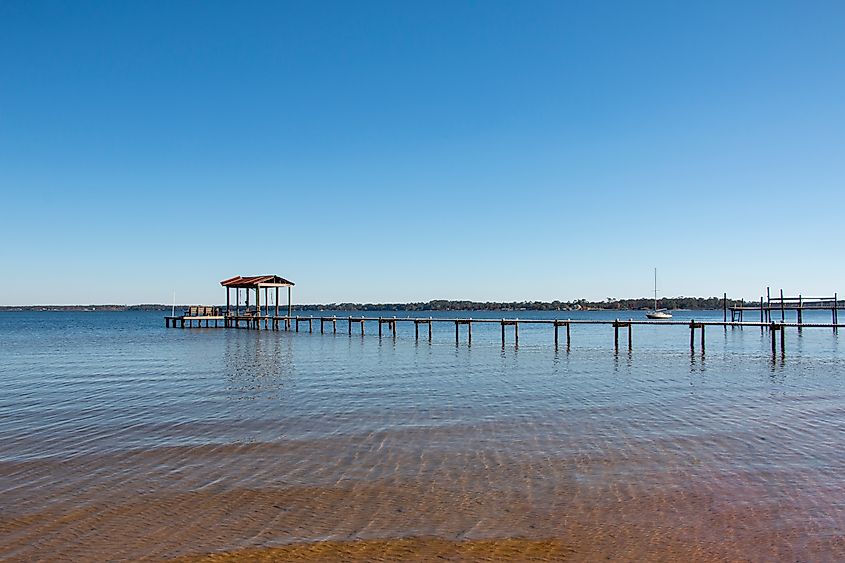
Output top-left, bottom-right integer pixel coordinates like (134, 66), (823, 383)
(166, 312), (845, 355)
(727, 287), (841, 326)
(166, 276), (843, 356)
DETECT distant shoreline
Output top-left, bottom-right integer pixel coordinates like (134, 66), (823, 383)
(0, 297), (734, 312)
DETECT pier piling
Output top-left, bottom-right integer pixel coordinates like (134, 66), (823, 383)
(689, 320), (705, 352)
(500, 320), (519, 347)
(613, 320), (632, 351)
(769, 321), (786, 354)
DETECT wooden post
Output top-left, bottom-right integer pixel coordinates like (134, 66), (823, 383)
(428, 319), (432, 342)
(333, 318), (337, 334)
(614, 320), (619, 351)
(766, 287), (770, 323)
(288, 286), (292, 320)
(226, 288), (231, 320)
(468, 320), (472, 345)
(361, 319), (365, 336)
(256, 287), (261, 329)
(628, 320), (632, 350)
(554, 322), (559, 348)
(780, 322), (785, 353)
(797, 294), (803, 327)
(700, 324), (705, 352)
(379, 318), (383, 338)
(415, 321), (419, 341)
(501, 320), (505, 346)
(780, 289), (785, 322)
(689, 320), (695, 350)
(348, 317), (352, 335)
(566, 321), (570, 348)
(455, 321), (459, 345)
(723, 292), (727, 323)
(275, 287), (279, 318)
(392, 319), (397, 338)
(515, 321), (519, 346)
(771, 322), (777, 354)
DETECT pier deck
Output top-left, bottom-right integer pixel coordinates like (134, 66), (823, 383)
(168, 277), (842, 357)
(165, 313), (844, 355)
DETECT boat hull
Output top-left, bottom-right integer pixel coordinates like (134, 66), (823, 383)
(646, 312), (672, 320)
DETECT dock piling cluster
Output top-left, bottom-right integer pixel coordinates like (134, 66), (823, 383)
(728, 287), (840, 331)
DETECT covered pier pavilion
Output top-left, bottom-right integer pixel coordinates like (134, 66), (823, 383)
(221, 275), (295, 329)
(165, 274), (295, 329)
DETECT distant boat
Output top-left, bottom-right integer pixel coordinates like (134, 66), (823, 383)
(646, 268), (672, 319)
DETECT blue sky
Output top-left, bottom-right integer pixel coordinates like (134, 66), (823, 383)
(1, 1), (843, 305)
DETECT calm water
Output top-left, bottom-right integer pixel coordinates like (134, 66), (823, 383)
(2, 310), (845, 560)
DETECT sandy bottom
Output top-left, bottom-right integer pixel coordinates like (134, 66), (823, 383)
(5, 433), (845, 561)
(173, 538), (579, 562)
(7, 477), (834, 562)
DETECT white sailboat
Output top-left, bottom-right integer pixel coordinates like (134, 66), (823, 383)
(646, 268), (672, 319)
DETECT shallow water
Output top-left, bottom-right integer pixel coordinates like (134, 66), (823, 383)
(1, 310), (844, 560)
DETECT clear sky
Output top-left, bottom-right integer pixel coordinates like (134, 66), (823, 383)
(2, 1), (843, 305)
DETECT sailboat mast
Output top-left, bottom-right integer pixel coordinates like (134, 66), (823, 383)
(653, 268), (658, 311)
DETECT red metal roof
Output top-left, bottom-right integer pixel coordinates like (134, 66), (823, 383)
(220, 275), (295, 288)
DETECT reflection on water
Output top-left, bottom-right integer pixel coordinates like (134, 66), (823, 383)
(1, 310), (845, 560)
(222, 332), (294, 402)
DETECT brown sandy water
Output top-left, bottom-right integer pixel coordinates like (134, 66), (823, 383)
(1, 311), (845, 560)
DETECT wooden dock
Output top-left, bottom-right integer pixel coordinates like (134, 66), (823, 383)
(165, 313), (844, 355)
(167, 276), (843, 356)
(727, 288), (840, 325)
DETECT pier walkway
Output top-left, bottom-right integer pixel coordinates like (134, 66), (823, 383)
(165, 313), (844, 355)
(166, 276), (842, 356)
